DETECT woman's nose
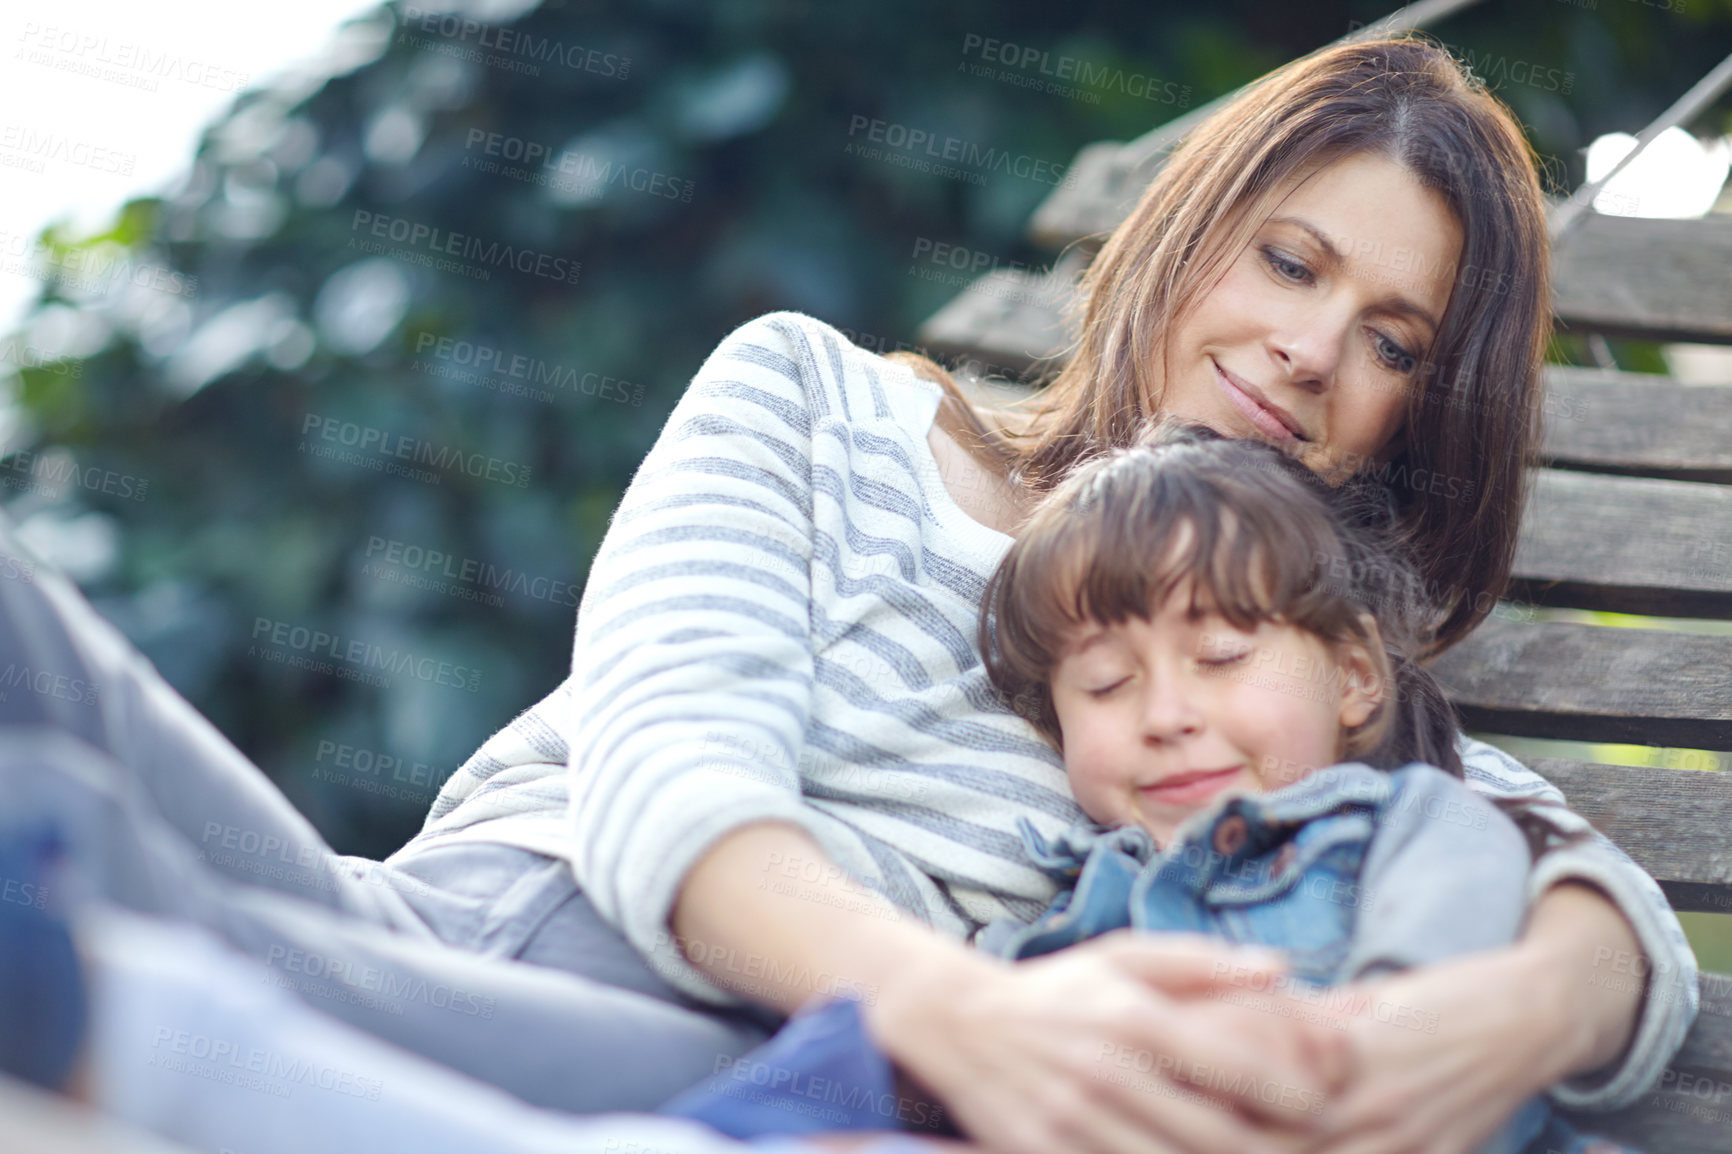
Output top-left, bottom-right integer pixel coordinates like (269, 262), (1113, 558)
(1267, 300), (1349, 391)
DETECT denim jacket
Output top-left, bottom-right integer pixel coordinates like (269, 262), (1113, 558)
(977, 762), (1532, 986)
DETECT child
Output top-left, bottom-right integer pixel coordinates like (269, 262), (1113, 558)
(662, 423), (1630, 1154)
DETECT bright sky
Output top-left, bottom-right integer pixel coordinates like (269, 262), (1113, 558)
(0, 0), (387, 333)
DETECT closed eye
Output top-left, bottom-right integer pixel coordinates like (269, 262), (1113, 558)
(1371, 329), (1418, 375)
(1088, 677), (1130, 698)
(1262, 246), (1313, 285)
(1199, 651), (1249, 668)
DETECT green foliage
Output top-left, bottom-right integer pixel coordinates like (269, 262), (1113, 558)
(3, 0), (1729, 856)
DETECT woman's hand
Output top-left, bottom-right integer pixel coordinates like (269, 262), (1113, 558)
(865, 930), (1349, 1154)
(1306, 884), (1642, 1154)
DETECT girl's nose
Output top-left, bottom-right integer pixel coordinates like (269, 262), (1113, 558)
(1138, 674), (1203, 742)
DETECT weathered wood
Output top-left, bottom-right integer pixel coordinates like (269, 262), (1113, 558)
(1429, 617), (1732, 750)
(1524, 757), (1732, 911)
(917, 252), (1084, 381)
(1512, 470), (1732, 618)
(1552, 213), (1732, 345)
(1544, 367), (1732, 485)
(1028, 140), (1148, 249)
(1562, 971), (1732, 1153)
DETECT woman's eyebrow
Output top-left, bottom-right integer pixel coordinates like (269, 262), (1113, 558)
(1268, 214), (1441, 335)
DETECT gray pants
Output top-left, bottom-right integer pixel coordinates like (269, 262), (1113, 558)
(0, 515), (778, 1115)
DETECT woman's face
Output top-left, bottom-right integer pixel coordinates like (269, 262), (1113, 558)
(1158, 151), (1463, 483)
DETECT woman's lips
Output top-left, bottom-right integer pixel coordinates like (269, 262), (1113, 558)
(1139, 766), (1244, 807)
(1213, 360), (1304, 444)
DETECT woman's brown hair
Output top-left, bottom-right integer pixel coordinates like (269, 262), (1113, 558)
(897, 35), (1550, 655)
(979, 420), (1464, 777)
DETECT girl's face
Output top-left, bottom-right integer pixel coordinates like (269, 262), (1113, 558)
(1158, 151), (1463, 483)
(1047, 583), (1382, 846)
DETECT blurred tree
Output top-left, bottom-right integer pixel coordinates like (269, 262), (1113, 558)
(3, 0), (1730, 857)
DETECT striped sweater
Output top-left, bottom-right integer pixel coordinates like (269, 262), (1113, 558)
(404, 310), (1695, 1111)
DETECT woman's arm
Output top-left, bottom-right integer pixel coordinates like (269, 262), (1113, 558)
(1297, 737), (1701, 1154)
(1307, 883), (1643, 1154)
(674, 819), (1349, 1154)
(1454, 736), (1698, 1108)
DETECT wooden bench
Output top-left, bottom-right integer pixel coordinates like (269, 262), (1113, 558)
(915, 65), (1732, 1154)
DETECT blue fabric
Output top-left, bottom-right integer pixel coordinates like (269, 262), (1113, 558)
(0, 820), (85, 1091)
(660, 997), (937, 1138)
(995, 773), (1384, 984)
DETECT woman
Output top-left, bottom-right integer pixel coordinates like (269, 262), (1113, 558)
(0, 34), (1695, 1154)
(408, 34), (1693, 1153)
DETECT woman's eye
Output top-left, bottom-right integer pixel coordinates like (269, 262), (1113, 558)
(1262, 246), (1313, 285)
(1088, 677), (1129, 698)
(1199, 650), (1249, 668)
(1372, 331), (1417, 374)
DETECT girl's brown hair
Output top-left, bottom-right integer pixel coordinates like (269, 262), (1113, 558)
(979, 421), (1464, 778)
(899, 35), (1549, 655)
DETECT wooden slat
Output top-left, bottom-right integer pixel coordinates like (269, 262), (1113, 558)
(914, 263), (1059, 372)
(1553, 213), (1732, 345)
(1028, 141), (1145, 249)
(918, 252), (1084, 380)
(1430, 617), (1732, 750)
(1513, 470), (1732, 618)
(1524, 757), (1732, 910)
(1544, 368), (1732, 484)
(1563, 972), (1732, 1153)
